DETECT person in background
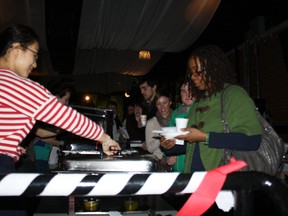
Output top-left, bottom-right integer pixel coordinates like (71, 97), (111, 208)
(145, 88), (173, 170)
(107, 100), (122, 141)
(166, 80), (195, 172)
(122, 103), (134, 128)
(126, 102), (147, 142)
(0, 24), (120, 175)
(31, 81), (71, 173)
(139, 78), (158, 120)
(161, 45), (262, 173)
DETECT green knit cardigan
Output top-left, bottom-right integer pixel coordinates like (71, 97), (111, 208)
(184, 84), (262, 173)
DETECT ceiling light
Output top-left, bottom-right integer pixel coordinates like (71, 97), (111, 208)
(139, 51), (151, 60)
(124, 92), (130, 98)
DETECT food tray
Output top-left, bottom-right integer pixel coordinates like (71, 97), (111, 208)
(62, 154), (157, 172)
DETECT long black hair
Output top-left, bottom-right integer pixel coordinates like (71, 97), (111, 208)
(0, 24), (39, 57)
(186, 45), (238, 101)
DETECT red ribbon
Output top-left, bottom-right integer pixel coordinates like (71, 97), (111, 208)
(177, 158), (247, 216)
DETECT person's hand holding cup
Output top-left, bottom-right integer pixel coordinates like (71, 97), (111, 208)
(140, 115), (147, 127)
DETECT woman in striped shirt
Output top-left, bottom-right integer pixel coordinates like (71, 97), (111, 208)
(0, 24), (120, 173)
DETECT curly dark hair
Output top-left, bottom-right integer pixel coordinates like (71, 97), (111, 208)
(186, 45), (238, 101)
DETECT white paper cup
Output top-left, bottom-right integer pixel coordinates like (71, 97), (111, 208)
(175, 118), (188, 132)
(140, 115), (147, 126)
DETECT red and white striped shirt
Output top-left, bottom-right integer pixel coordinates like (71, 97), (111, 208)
(0, 69), (104, 161)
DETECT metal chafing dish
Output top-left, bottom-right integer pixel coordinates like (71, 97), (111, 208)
(58, 139), (158, 173)
(59, 147), (158, 173)
(55, 106), (158, 173)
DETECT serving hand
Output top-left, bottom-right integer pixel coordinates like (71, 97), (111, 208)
(101, 137), (121, 156)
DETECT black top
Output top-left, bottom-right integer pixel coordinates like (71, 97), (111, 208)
(126, 114), (145, 142)
(141, 99), (156, 120)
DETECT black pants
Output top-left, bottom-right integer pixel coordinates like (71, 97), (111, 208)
(0, 154), (32, 216)
(0, 154), (16, 173)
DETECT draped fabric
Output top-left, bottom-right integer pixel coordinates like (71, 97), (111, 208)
(73, 0), (220, 92)
(0, 0), (221, 93)
(74, 49), (163, 76)
(77, 0), (220, 51)
(74, 0), (221, 77)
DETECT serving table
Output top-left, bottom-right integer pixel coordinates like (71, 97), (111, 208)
(44, 143), (177, 216)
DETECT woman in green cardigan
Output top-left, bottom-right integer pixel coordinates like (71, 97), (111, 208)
(161, 45), (262, 173)
(166, 80), (194, 172)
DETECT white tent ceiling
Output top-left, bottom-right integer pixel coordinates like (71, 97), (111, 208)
(0, 0), (221, 93)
